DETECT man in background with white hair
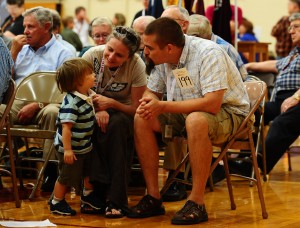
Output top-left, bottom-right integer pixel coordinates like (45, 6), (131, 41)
(187, 14), (247, 81)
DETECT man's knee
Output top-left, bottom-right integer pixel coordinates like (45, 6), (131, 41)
(185, 112), (209, 132)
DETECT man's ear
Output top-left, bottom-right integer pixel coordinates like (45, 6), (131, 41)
(44, 22), (51, 31)
(166, 43), (175, 54)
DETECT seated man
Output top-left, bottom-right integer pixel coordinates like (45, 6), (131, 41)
(128, 17), (250, 225)
(244, 12), (300, 174)
(3, 6), (74, 191)
(0, 37), (13, 104)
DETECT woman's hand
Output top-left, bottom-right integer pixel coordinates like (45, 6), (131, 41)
(64, 150), (77, 164)
(95, 110), (110, 133)
(93, 94), (115, 111)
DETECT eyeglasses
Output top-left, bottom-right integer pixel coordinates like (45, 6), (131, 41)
(288, 24), (300, 32)
(115, 26), (138, 44)
(91, 33), (109, 40)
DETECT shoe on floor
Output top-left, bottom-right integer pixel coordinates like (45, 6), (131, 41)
(162, 182), (187, 202)
(50, 199), (76, 216)
(127, 195), (165, 218)
(80, 203), (104, 214)
(105, 201), (124, 218)
(171, 200), (208, 225)
(80, 191), (105, 211)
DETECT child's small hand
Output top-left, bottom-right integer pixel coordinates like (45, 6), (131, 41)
(64, 150), (77, 164)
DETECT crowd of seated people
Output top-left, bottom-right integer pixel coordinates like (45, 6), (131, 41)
(1, 1), (300, 225)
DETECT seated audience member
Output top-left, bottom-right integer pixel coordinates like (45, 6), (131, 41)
(238, 18), (259, 63)
(112, 13), (126, 26)
(0, 0), (9, 26)
(0, 28), (12, 49)
(78, 17), (113, 57)
(241, 13), (300, 174)
(132, 15), (155, 62)
(0, 37), (13, 103)
(7, 6), (74, 192)
(271, 0), (300, 59)
(73, 6), (90, 47)
(187, 14), (247, 81)
(60, 16), (83, 52)
(131, 0), (150, 26)
(51, 11), (77, 56)
(1, 0), (25, 38)
(128, 17), (249, 225)
(80, 26), (147, 218)
(161, 5), (189, 34)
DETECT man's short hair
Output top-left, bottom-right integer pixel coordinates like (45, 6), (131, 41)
(144, 17), (185, 49)
(75, 6), (85, 15)
(290, 12), (300, 21)
(7, 0), (24, 7)
(50, 10), (61, 30)
(187, 14), (212, 39)
(23, 7), (53, 32)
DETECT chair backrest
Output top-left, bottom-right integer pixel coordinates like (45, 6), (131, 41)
(236, 80), (267, 133)
(15, 71), (65, 104)
(0, 79), (16, 130)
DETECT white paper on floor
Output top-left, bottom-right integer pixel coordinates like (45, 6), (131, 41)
(0, 219), (56, 227)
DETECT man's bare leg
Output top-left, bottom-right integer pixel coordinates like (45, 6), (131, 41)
(134, 114), (162, 199)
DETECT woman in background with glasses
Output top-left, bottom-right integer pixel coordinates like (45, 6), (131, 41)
(79, 17), (114, 57)
(81, 26), (147, 218)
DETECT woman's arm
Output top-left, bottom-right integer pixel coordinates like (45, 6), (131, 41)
(93, 85), (147, 116)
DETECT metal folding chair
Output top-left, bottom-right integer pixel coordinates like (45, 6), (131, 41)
(160, 80), (268, 219)
(8, 71), (64, 200)
(0, 79), (20, 207)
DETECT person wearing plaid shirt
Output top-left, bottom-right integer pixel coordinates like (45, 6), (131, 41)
(271, 0), (300, 59)
(246, 12), (300, 174)
(128, 17), (250, 225)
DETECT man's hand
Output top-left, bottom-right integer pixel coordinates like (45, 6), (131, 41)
(17, 102), (40, 124)
(95, 110), (110, 133)
(281, 96), (299, 113)
(11, 35), (27, 61)
(137, 96), (162, 120)
(64, 150), (77, 164)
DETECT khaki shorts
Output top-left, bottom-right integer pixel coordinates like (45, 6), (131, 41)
(158, 108), (244, 145)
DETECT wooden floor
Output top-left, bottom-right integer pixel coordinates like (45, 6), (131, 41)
(1, 153), (300, 228)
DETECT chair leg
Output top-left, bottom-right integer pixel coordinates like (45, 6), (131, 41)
(29, 144), (55, 200)
(250, 134), (268, 219)
(7, 127), (21, 208)
(160, 152), (189, 196)
(223, 155), (236, 210)
(287, 151), (292, 171)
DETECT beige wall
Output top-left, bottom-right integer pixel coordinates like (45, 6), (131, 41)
(61, 0), (288, 53)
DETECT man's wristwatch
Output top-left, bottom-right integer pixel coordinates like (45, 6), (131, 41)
(38, 102), (44, 109)
(293, 93), (300, 101)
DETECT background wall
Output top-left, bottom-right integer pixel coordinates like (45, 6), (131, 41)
(26, 0), (288, 54)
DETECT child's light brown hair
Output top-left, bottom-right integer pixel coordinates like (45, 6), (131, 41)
(56, 58), (93, 93)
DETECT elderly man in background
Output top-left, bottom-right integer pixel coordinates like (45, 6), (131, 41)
(7, 6), (74, 192)
(161, 5), (189, 34)
(132, 15), (155, 62)
(187, 14), (248, 81)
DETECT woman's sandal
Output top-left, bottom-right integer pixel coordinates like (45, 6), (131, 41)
(105, 202), (124, 219)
